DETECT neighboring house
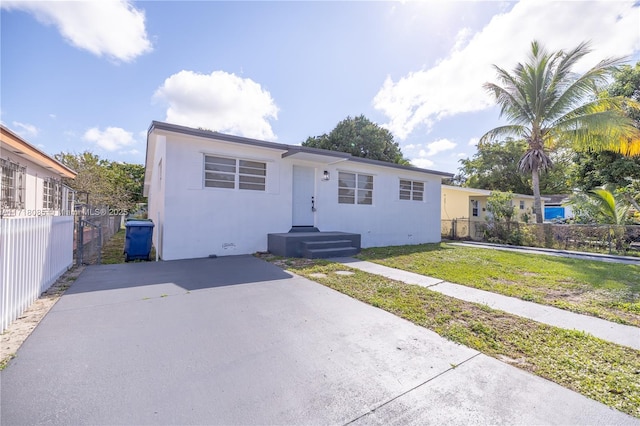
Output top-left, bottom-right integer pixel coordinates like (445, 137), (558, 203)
(144, 121), (453, 260)
(441, 185), (546, 223)
(544, 194), (574, 221)
(0, 125), (76, 218)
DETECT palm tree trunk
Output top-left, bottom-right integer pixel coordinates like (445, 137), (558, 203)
(532, 168), (543, 223)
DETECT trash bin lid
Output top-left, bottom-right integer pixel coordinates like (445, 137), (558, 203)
(126, 220), (154, 227)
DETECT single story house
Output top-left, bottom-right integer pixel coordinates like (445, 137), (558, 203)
(441, 184), (549, 222)
(1, 125), (76, 218)
(143, 121), (453, 260)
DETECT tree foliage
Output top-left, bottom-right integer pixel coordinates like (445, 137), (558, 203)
(486, 191), (516, 222)
(567, 185), (631, 225)
(457, 138), (572, 195)
(55, 151), (145, 211)
(480, 40), (638, 223)
(302, 115), (408, 164)
(571, 62), (640, 210)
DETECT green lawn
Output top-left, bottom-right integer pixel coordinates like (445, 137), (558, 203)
(261, 256), (640, 418)
(101, 229), (156, 264)
(358, 243), (640, 327)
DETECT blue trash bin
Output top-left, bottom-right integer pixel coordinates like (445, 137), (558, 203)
(124, 220), (154, 262)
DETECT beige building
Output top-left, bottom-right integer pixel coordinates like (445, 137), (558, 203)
(444, 183), (546, 221)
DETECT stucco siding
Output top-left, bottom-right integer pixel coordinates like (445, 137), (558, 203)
(147, 126), (449, 260)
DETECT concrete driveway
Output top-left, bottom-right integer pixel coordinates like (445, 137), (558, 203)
(1, 256), (635, 425)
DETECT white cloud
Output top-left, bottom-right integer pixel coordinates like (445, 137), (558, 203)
(456, 152), (467, 158)
(83, 127), (137, 152)
(374, 0), (640, 139)
(426, 138), (456, 156)
(418, 149), (427, 157)
(2, 0), (152, 62)
(410, 158), (434, 169)
(12, 121), (38, 138)
(404, 143), (420, 150)
(154, 70), (279, 140)
(468, 137), (479, 147)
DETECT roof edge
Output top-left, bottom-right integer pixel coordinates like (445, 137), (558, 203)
(147, 121), (454, 178)
(0, 125), (77, 178)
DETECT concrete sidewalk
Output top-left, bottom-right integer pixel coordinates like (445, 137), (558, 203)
(450, 241), (640, 265)
(331, 258), (640, 350)
(1, 256), (637, 424)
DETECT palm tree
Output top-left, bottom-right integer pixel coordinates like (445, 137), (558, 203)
(480, 40), (640, 223)
(588, 186), (630, 225)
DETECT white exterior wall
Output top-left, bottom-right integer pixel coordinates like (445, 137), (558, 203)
(159, 135), (291, 260)
(149, 132), (445, 260)
(147, 135), (166, 259)
(314, 162), (441, 248)
(0, 150), (69, 216)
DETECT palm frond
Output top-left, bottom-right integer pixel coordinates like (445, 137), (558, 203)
(479, 125), (528, 146)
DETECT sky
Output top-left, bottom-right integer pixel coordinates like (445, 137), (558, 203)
(1, 0), (639, 175)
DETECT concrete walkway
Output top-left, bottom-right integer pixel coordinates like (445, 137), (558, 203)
(331, 258), (640, 350)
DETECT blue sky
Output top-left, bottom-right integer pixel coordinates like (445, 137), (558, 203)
(2, 1), (639, 175)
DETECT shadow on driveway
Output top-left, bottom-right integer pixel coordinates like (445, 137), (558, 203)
(66, 255), (293, 294)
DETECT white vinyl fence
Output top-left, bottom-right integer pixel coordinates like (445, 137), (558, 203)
(1, 216), (74, 332)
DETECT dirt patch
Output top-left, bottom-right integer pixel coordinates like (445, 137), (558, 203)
(1, 266), (84, 369)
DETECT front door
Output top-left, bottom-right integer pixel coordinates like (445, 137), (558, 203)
(292, 166), (315, 226)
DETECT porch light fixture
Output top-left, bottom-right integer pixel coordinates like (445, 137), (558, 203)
(322, 170), (330, 181)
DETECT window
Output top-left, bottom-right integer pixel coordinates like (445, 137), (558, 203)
(471, 199), (479, 217)
(338, 172), (373, 205)
(1, 158), (25, 210)
(519, 200), (525, 210)
(399, 180), (424, 201)
(43, 178), (61, 210)
(204, 155), (266, 191)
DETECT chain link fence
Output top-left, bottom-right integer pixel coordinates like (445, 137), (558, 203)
(73, 205), (123, 265)
(442, 218), (640, 257)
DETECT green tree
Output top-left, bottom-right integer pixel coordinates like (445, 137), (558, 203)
(303, 115), (408, 164)
(486, 191), (516, 222)
(568, 185), (630, 225)
(480, 40), (639, 223)
(571, 62), (640, 210)
(55, 151), (145, 211)
(457, 138), (572, 194)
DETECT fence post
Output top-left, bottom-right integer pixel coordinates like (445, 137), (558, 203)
(97, 225), (102, 264)
(77, 218), (84, 266)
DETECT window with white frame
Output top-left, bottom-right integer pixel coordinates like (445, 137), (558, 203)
(338, 172), (373, 205)
(520, 200), (525, 210)
(399, 179), (424, 201)
(43, 178), (61, 210)
(204, 155), (266, 191)
(1, 158), (25, 210)
(471, 199), (479, 217)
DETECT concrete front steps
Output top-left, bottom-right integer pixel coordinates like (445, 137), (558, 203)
(267, 230), (361, 259)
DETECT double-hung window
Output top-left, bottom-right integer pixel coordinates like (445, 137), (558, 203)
(338, 172), (373, 205)
(471, 200), (479, 217)
(399, 180), (424, 201)
(1, 158), (25, 210)
(204, 155), (266, 191)
(519, 200), (525, 210)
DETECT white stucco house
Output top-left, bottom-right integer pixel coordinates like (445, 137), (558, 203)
(1, 125), (76, 218)
(143, 121), (453, 260)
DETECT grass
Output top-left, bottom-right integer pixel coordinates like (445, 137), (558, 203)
(358, 243), (640, 327)
(101, 229), (156, 264)
(261, 255), (640, 418)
